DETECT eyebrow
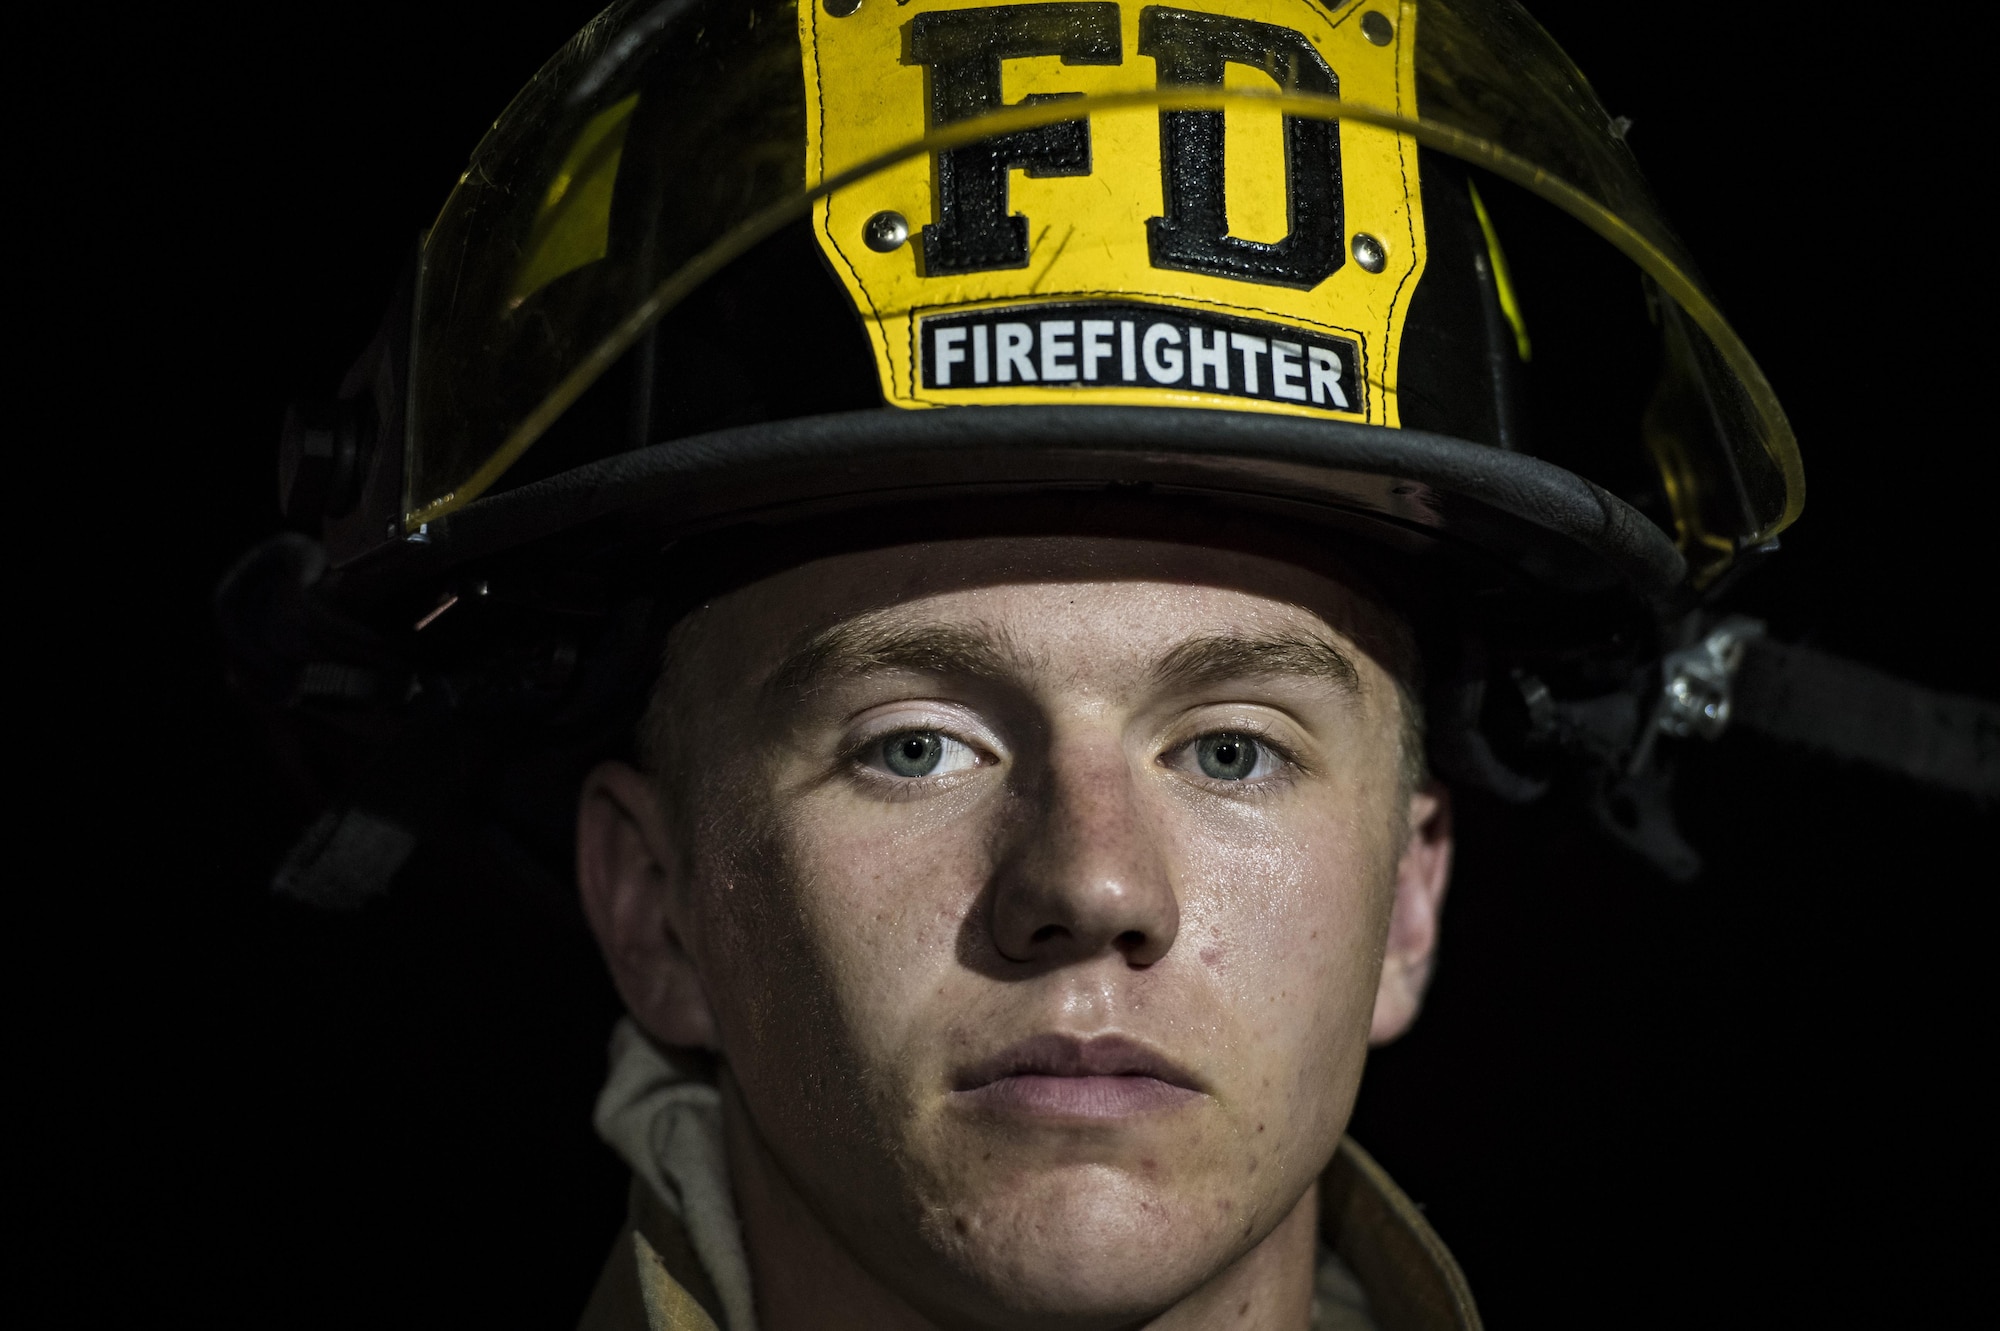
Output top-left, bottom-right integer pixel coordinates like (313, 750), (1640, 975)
(1151, 632), (1362, 696)
(765, 619), (1020, 698)
(767, 619), (1360, 702)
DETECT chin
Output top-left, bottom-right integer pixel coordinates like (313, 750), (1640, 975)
(915, 1162), (1266, 1324)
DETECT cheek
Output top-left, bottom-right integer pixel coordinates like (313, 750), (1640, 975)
(1160, 778), (1397, 1111)
(809, 783), (1000, 959)
(699, 781), (998, 1103)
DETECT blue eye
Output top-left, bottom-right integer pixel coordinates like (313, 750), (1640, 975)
(861, 729), (985, 781)
(1195, 733), (1261, 781)
(883, 731), (944, 777)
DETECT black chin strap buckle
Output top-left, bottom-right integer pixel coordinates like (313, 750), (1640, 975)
(1597, 614), (2000, 880)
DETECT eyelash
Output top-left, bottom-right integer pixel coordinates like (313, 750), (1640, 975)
(842, 721), (1303, 788)
(843, 724), (993, 780)
(1168, 723), (1305, 786)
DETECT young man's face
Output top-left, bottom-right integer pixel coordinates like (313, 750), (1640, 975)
(582, 535), (1450, 1326)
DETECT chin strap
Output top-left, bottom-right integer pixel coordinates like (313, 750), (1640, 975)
(1636, 614), (2000, 796)
(1599, 618), (1998, 880)
(1729, 631), (2000, 796)
(1443, 615), (2000, 883)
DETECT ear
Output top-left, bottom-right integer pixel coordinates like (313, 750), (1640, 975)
(1369, 781), (1455, 1046)
(576, 760), (720, 1050)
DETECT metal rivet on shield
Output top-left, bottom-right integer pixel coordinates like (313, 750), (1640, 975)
(824, 0), (860, 16)
(1352, 233), (1387, 273)
(1360, 10), (1394, 45)
(864, 210), (910, 253)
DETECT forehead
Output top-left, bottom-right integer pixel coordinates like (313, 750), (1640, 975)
(676, 536), (1413, 687)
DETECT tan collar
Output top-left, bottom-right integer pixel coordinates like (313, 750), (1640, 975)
(576, 1135), (1480, 1331)
(1318, 1136), (1482, 1330)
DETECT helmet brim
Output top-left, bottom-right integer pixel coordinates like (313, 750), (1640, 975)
(332, 406), (1684, 625)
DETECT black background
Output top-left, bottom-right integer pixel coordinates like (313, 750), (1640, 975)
(44, 2), (1991, 1326)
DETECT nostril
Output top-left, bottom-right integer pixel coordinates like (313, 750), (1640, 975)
(1115, 930), (1146, 951)
(1031, 924), (1064, 944)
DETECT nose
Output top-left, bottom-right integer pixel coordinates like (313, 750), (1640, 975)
(990, 737), (1180, 967)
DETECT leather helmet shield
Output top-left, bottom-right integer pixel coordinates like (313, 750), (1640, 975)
(803, 0), (1423, 427)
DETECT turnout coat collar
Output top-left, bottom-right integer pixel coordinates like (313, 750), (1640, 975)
(576, 1135), (1481, 1331)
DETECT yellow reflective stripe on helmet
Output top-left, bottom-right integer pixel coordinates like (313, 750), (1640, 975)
(1466, 178), (1530, 362)
(511, 93), (640, 306)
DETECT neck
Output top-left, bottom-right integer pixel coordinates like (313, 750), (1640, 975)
(720, 1069), (1321, 1331)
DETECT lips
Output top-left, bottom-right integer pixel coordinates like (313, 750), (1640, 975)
(951, 1033), (1205, 1118)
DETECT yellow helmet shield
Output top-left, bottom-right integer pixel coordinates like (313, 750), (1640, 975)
(803, 0), (1423, 426)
